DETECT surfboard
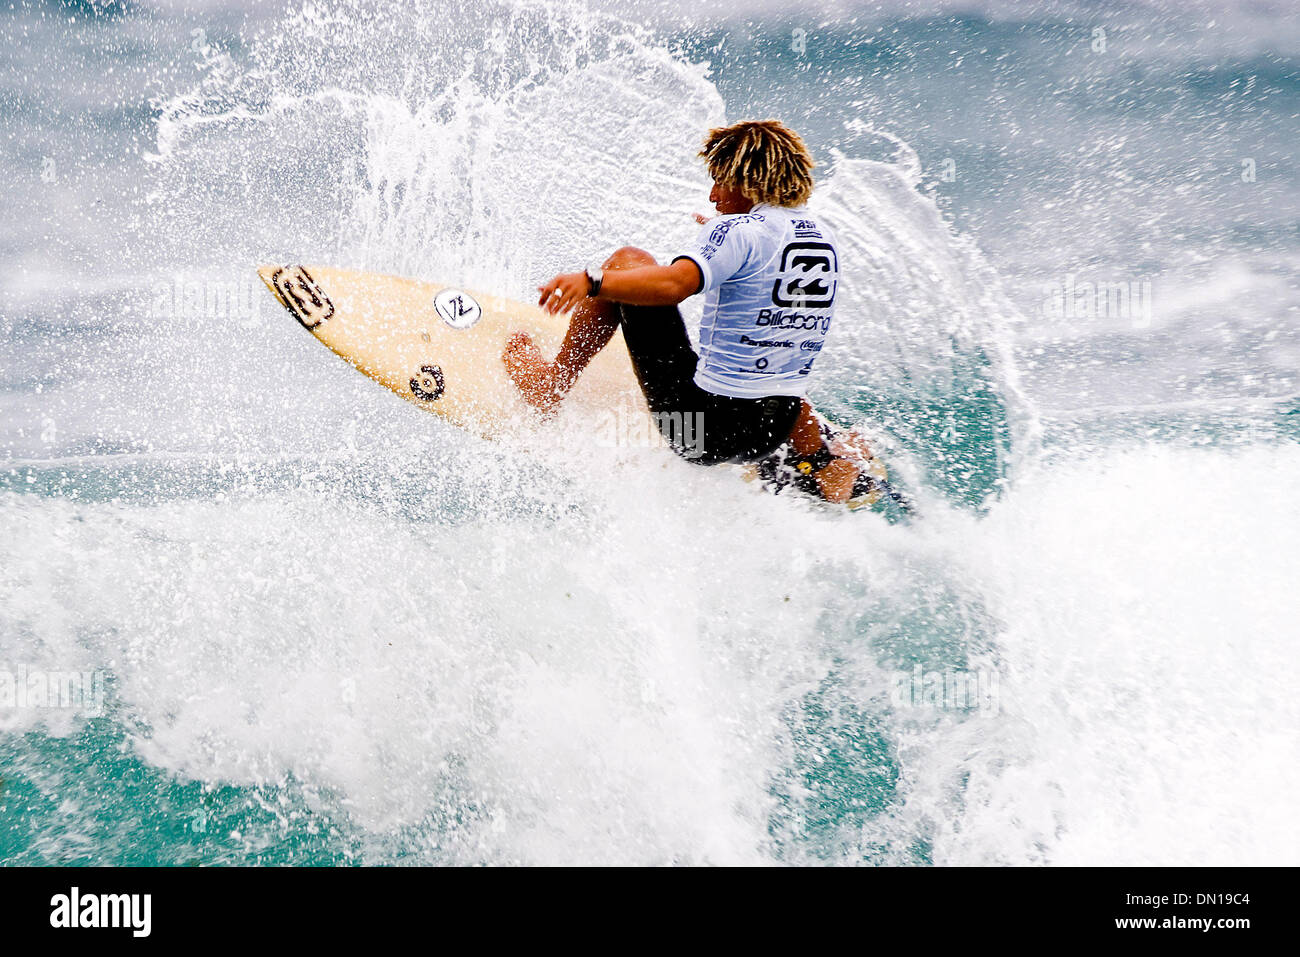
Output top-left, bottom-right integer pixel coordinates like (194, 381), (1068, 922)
(256, 264), (648, 439)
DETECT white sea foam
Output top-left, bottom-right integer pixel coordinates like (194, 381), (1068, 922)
(3, 439), (1296, 863)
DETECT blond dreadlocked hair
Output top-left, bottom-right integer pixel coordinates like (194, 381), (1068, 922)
(699, 120), (816, 208)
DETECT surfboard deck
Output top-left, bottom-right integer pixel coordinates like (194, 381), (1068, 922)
(257, 264), (648, 439)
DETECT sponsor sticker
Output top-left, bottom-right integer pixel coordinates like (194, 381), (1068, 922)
(434, 288), (482, 330)
(271, 266), (334, 329)
(410, 364), (446, 401)
(771, 242), (838, 308)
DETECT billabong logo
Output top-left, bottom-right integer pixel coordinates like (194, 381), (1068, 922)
(270, 266), (334, 329)
(434, 288), (482, 330)
(50, 887), (151, 937)
(772, 242), (837, 308)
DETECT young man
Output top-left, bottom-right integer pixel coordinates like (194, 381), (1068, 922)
(502, 119), (874, 504)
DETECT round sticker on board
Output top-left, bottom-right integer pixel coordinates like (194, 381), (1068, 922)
(434, 288), (483, 330)
(410, 364), (445, 401)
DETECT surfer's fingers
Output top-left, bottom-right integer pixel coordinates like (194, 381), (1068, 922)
(551, 289), (577, 314)
(543, 275), (578, 314)
(558, 287), (581, 315)
(538, 277), (560, 308)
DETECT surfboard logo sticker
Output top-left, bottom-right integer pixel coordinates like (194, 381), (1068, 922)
(270, 266), (334, 329)
(434, 288), (482, 330)
(410, 364), (446, 401)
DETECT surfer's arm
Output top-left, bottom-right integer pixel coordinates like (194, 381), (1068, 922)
(595, 260), (702, 306)
(537, 260), (701, 315)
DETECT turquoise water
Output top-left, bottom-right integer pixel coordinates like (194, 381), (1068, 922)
(1, 0), (1297, 865)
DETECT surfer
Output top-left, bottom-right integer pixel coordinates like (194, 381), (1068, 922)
(503, 119), (877, 505)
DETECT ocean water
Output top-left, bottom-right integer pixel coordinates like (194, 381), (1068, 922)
(0, 0), (1296, 865)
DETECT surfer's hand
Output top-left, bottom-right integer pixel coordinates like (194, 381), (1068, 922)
(693, 212), (710, 224)
(537, 272), (589, 315)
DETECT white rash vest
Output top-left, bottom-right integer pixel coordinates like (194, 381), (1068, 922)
(672, 203), (840, 399)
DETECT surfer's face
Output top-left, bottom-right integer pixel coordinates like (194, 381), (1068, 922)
(709, 180), (755, 215)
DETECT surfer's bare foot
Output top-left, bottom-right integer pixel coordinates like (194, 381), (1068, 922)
(503, 331), (564, 414)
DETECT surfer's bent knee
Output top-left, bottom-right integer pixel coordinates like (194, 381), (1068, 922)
(603, 246), (657, 270)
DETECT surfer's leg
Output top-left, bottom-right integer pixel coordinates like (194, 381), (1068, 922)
(786, 399), (827, 457)
(504, 247), (656, 413)
(784, 400), (865, 504)
(618, 303), (802, 465)
(553, 247), (657, 390)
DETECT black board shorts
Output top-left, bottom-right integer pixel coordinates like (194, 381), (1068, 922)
(618, 303), (802, 466)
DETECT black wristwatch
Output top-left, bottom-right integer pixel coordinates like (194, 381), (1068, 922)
(585, 265), (604, 297)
